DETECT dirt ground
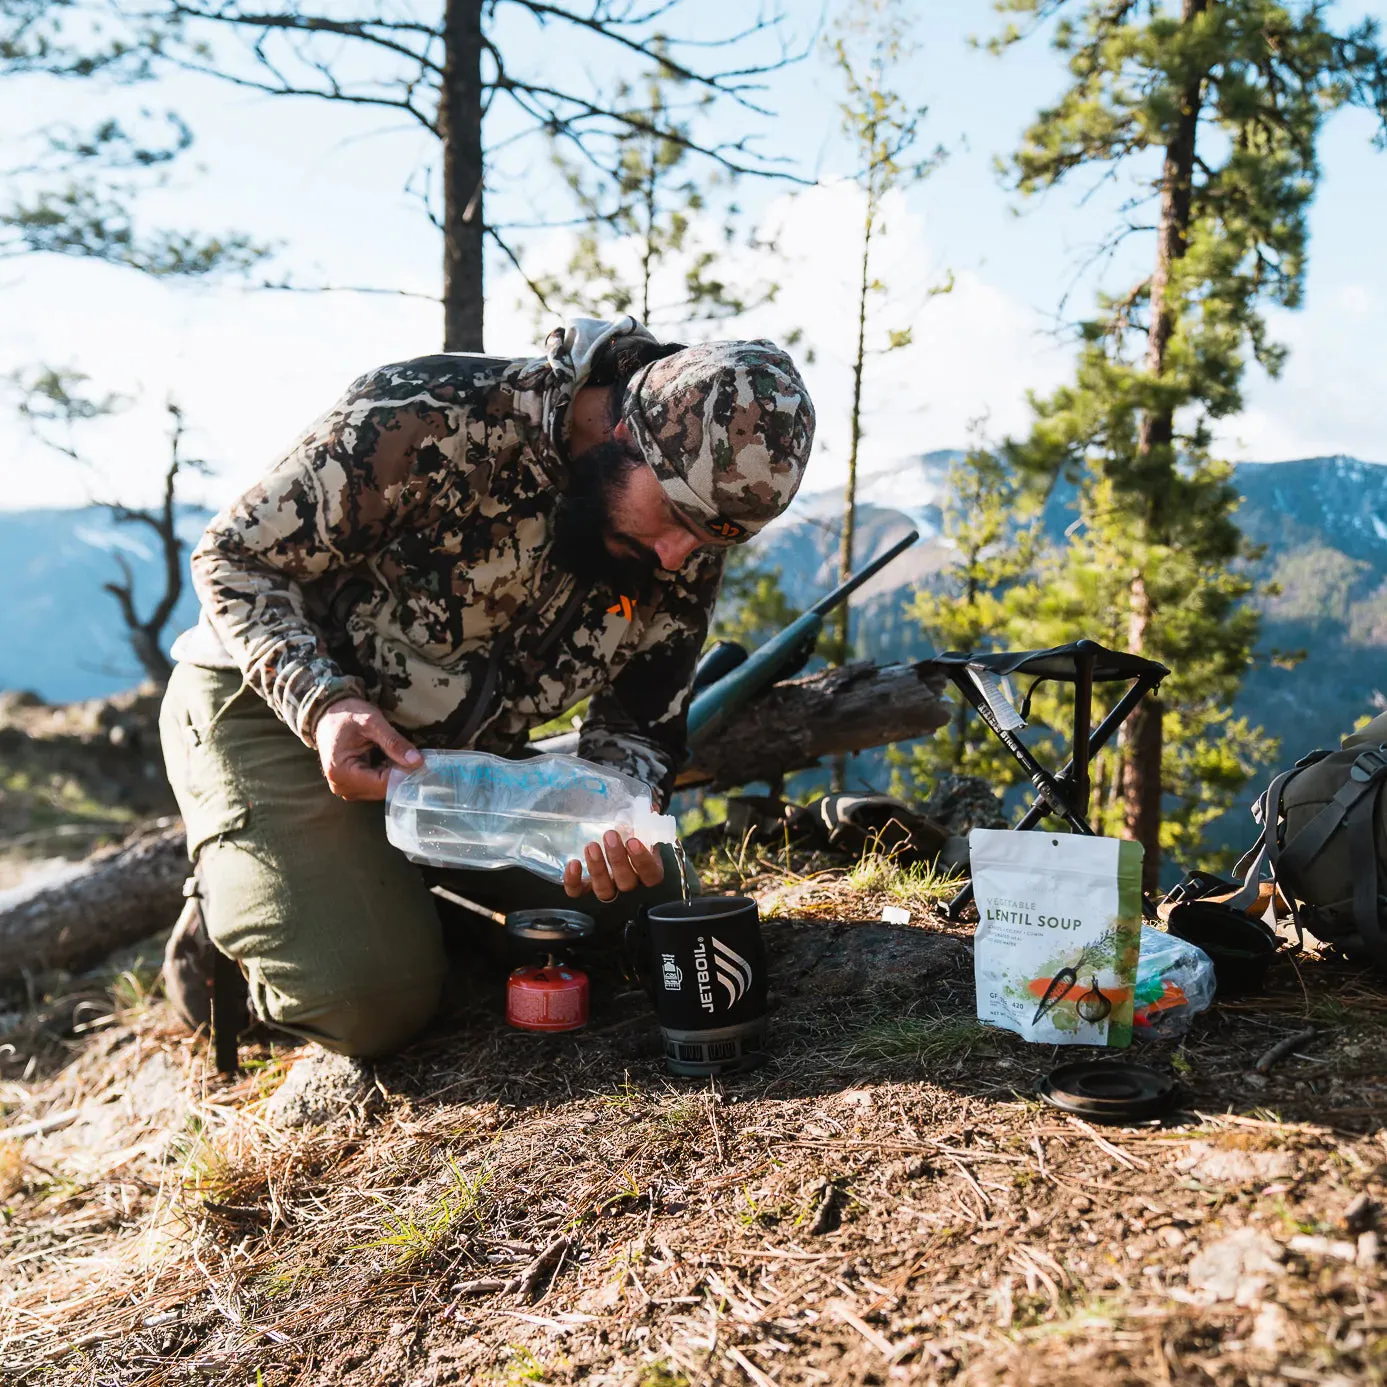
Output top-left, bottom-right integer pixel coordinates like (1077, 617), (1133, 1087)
(2, 850), (1386, 1386)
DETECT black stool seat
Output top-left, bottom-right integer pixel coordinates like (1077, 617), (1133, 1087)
(925, 639), (1168, 921)
(929, 639), (1168, 685)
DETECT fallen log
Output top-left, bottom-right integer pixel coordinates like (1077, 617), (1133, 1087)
(0, 824), (187, 982)
(541, 659), (953, 791)
(2, 661), (954, 979)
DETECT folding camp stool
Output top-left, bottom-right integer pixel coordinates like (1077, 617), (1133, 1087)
(927, 639), (1169, 922)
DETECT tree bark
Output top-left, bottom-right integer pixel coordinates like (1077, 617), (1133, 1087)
(684, 660), (950, 792)
(1123, 571), (1164, 890)
(1123, 0), (1209, 882)
(0, 825), (187, 982)
(1125, 691), (1164, 893)
(440, 0), (485, 351)
(829, 198), (876, 793)
(1135, 0), (1207, 474)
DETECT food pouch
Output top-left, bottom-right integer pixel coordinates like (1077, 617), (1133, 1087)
(971, 830), (1144, 1047)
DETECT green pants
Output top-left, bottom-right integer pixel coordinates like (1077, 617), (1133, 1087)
(159, 664), (686, 1057)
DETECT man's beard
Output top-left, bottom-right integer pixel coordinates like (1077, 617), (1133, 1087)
(551, 440), (660, 597)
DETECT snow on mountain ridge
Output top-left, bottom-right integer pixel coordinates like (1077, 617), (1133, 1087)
(790, 449), (962, 538)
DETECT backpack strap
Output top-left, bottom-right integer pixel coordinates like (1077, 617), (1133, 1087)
(1344, 751), (1387, 966)
(1220, 760), (1323, 948)
(1278, 745), (1387, 886)
(1225, 764), (1304, 913)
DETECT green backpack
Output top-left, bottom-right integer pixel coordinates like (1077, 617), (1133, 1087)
(1234, 711), (1387, 966)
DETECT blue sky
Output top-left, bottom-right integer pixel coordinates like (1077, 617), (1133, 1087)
(1, 0), (1384, 512)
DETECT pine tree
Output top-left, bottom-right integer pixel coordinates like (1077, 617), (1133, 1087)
(100, 0), (800, 350)
(994, 0), (1387, 887)
(824, 0), (947, 673)
(710, 546), (801, 653)
(901, 445), (1041, 795)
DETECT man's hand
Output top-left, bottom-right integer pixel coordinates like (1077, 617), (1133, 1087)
(564, 830), (665, 903)
(315, 697), (422, 801)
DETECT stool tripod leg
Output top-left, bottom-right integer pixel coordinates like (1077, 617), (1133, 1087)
(942, 672), (1164, 923)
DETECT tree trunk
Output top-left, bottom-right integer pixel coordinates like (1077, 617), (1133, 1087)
(1123, 572), (1163, 889)
(1124, 691), (1164, 893)
(1135, 0), (1206, 474)
(0, 825), (187, 982)
(441, 0), (485, 351)
(832, 205), (874, 670)
(830, 201), (875, 792)
(1123, 0), (1208, 879)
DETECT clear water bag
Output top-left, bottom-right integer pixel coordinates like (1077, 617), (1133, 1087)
(385, 750), (678, 883)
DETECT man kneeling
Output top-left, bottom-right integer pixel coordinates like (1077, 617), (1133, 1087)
(159, 319), (815, 1057)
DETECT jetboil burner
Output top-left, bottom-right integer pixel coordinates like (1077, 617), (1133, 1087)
(504, 908), (596, 1033)
(430, 885), (595, 1034)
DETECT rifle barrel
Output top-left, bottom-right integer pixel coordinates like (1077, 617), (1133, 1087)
(807, 529), (920, 619)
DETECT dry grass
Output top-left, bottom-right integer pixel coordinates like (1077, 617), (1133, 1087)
(2, 850), (1386, 1384)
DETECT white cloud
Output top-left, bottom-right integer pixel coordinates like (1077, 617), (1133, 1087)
(1215, 301), (1387, 465)
(0, 180), (1075, 511)
(3, 177), (1384, 517)
(1, 257), (441, 510)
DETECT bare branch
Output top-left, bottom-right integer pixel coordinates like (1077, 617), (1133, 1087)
(487, 225), (556, 316)
(506, 1), (801, 113)
(489, 70), (806, 181)
(156, 2), (445, 72)
(160, 53), (438, 132)
(257, 277), (440, 302)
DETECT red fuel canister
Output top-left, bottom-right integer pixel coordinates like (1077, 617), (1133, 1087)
(506, 964), (589, 1032)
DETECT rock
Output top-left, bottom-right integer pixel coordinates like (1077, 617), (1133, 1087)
(1176, 1141), (1295, 1185)
(921, 775), (1006, 836)
(263, 1050), (375, 1129)
(1187, 1228), (1285, 1305)
(1342, 1192), (1377, 1234)
(1288, 1233), (1358, 1261)
(1250, 1301), (1288, 1355)
(764, 920), (964, 1000)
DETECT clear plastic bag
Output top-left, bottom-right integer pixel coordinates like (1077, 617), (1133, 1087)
(386, 750), (677, 883)
(1132, 925), (1216, 1039)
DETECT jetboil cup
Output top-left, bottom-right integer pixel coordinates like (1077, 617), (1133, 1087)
(626, 896), (769, 1076)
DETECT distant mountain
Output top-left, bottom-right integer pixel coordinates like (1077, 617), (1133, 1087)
(754, 451), (1387, 774)
(5, 455), (1385, 777)
(3, 506), (211, 702)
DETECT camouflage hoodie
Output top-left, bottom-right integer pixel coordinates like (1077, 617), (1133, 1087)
(182, 318), (723, 807)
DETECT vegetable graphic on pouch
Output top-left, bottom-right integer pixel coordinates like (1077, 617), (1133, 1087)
(1028, 932), (1119, 1028)
(1031, 966), (1078, 1025)
(1075, 976), (1112, 1024)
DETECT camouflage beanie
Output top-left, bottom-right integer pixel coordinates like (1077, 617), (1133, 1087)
(621, 339), (815, 541)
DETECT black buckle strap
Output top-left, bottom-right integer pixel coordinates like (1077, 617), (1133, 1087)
(1351, 745), (1387, 784)
(1164, 870), (1239, 910)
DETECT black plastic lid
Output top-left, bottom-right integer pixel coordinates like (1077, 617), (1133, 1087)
(1037, 1060), (1177, 1125)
